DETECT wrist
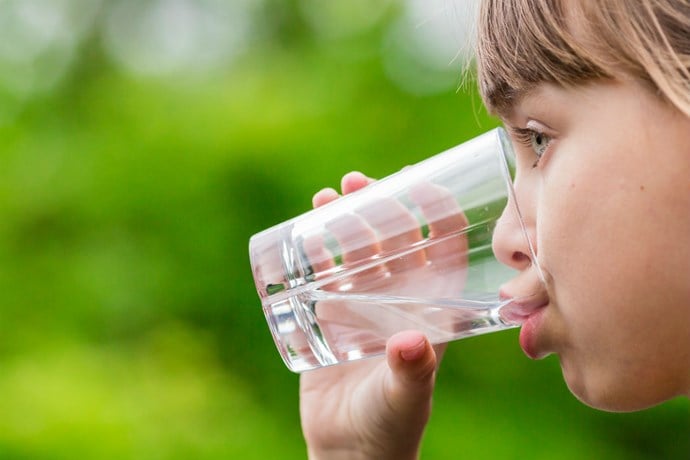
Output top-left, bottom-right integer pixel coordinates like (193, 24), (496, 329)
(307, 445), (420, 460)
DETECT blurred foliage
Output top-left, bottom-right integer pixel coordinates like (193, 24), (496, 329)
(0, 0), (687, 459)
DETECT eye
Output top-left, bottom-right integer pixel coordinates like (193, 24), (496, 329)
(511, 127), (553, 168)
(530, 131), (550, 159)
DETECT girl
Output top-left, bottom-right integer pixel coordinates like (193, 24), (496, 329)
(300, 1), (690, 458)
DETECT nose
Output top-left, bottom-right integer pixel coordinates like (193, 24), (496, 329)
(492, 195), (536, 272)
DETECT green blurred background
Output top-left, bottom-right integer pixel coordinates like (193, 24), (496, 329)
(0, 0), (686, 458)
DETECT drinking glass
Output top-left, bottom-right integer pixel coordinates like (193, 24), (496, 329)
(249, 128), (540, 372)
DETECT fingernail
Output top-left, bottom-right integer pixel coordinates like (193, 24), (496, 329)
(400, 338), (426, 361)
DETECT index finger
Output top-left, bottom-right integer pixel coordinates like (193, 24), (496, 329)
(409, 182), (469, 268)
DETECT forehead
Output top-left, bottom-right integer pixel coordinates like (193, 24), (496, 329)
(499, 86), (546, 121)
(476, 0), (612, 118)
(499, 83), (568, 125)
(503, 78), (678, 143)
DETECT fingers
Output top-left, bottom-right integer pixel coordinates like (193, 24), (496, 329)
(313, 187), (340, 208)
(312, 172), (374, 209)
(384, 331), (437, 422)
(326, 213), (386, 288)
(311, 173), (387, 290)
(409, 182), (469, 267)
(312, 178), (468, 282)
(301, 234), (336, 285)
(341, 171), (374, 195)
(356, 198), (426, 273)
(312, 171), (373, 209)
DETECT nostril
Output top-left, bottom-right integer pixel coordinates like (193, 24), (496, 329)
(491, 208), (536, 272)
(512, 252), (530, 265)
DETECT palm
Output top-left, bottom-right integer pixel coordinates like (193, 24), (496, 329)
(300, 356), (389, 453)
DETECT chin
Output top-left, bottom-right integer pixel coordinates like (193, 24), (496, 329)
(560, 359), (672, 413)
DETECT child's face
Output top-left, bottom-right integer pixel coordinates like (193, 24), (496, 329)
(496, 79), (690, 411)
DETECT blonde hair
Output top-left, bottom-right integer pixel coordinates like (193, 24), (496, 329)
(475, 0), (690, 117)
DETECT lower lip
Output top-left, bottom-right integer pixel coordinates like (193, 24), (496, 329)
(519, 307), (547, 359)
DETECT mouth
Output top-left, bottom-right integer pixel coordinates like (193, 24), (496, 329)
(499, 290), (550, 359)
(499, 291), (548, 325)
(518, 306), (549, 359)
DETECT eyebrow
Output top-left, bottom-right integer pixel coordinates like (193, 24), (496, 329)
(494, 89), (532, 122)
(498, 84), (557, 123)
(490, 83), (537, 120)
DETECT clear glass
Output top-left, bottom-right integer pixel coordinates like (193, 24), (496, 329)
(249, 128), (539, 372)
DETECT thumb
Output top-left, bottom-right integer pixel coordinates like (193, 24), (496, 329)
(384, 330), (438, 420)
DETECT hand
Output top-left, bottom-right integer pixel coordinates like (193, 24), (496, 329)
(299, 172), (468, 460)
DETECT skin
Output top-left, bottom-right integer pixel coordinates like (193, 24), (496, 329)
(497, 79), (690, 411)
(300, 173), (444, 460)
(299, 78), (690, 458)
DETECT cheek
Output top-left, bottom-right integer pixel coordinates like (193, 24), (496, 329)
(537, 144), (688, 359)
(535, 154), (656, 335)
(539, 165), (608, 282)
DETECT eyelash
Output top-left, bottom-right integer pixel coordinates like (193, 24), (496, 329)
(511, 127), (551, 168)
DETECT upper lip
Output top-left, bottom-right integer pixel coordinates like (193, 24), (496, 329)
(497, 265), (550, 324)
(499, 286), (549, 325)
